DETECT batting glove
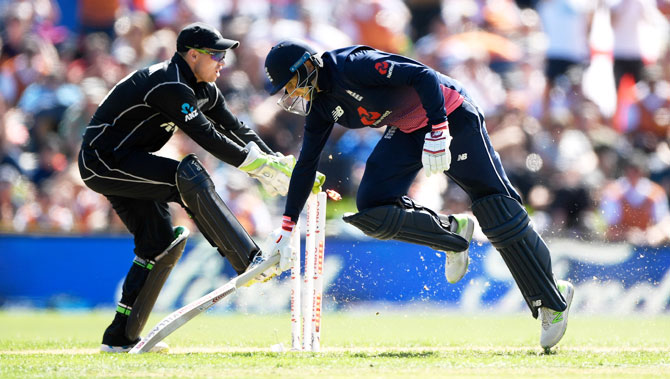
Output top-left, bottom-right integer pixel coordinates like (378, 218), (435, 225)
(273, 216), (296, 271)
(422, 120), (452, 177)
(238, 142), (295, 196)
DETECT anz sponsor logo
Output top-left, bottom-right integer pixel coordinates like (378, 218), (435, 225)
(346, 90), (363, 101)
(331, 106), (344, 122)
(181, 103), (199, 121)
(159, 122), (177, 133)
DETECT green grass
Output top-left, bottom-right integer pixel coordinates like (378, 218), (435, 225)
(1, 311), (669, 378)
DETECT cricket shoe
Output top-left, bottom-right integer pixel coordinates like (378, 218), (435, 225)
(540, 280), (575, 351)
(441, 214), (475, 283)
(100, 340), (169, 353)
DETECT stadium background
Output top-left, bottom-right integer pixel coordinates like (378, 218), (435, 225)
(1, 0), (670, 315)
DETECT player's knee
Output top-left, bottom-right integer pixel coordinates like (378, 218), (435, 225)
(133, 230), (176, 260)
(355, 186), (389, 211)
(355, 192), (374, 211)
(471, 194), (530, 247)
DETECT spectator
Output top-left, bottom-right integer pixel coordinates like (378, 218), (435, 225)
(0, 0), (666, 247)
(600, 151), (670, 245)
(537, 0), (594, 118)
(609, 0), (668, 88)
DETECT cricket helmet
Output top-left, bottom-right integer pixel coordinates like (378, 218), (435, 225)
(264, 39), (321, 95)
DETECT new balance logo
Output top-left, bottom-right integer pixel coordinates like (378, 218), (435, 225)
(331, 106), (344, 122)
(457, 153), (468, 161)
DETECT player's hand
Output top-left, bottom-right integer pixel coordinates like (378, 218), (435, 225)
(272, 216), (296, 271)
(238, 142), (295, 196)
(422, 120), (452, 177)
(312, 171), (326, 194)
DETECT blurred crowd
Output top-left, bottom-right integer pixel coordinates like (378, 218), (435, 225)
(1, 0), (670, 246)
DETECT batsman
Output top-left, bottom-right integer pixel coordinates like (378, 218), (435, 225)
(78, 23), (316, 353)
(263, 40), (574, 350)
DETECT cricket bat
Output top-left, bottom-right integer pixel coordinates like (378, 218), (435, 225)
(129, 254), (280, 354)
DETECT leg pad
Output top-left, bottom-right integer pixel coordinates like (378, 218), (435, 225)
(177, 154), (259, 274)
(125, 227), (189, 341)
(343, 197), (469, 252)
(472, 194), (566, 317)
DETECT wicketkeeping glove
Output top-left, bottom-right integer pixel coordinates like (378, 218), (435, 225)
(238, 142), (295, 196)
(312, 171), (326, 194)
(422, 120), (452, 177)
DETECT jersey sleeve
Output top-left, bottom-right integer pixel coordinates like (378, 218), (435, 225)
(204, 85), (274, 154)
(283, 111), (335, 221)
(145, 82), (248, 166)
(343, 49), (447, 126)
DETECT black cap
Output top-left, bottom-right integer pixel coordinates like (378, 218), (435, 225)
(176, 22), (239, 52)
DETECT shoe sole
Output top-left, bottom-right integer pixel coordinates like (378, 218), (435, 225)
(100, 342), (169, 353)
(542, 281), (574, 351)
(445, 216), (475, 283)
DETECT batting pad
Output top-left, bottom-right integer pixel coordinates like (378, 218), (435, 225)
(343, 197), (469, 253)
(472, 194), (566, 318)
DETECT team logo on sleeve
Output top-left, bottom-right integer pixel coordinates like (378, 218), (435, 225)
(181, 103), (199, 121)
(374, 61), (394, 78)
(375, 61), (388, 75)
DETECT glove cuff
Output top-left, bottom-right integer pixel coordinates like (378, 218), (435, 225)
(431, 120), (448, 131)
(238, 142), (263, 171)
(282, 216), (295, 232)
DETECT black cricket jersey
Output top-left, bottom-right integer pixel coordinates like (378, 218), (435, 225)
(82, 53), (271, 166)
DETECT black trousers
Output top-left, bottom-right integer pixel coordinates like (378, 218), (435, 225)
(78, 148), (182, 259)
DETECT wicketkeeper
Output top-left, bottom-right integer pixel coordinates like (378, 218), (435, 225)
(78, 23), (317, 353)
(262, 40), (575, 350)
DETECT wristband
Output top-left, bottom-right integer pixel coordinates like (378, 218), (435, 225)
(281, 216), (295, 232)
(431, 120), (448, 131)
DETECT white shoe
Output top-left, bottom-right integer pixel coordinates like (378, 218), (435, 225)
(540, 280), (575, 351)
(443, 214), (475, 284)
(100, 341), (169, 353)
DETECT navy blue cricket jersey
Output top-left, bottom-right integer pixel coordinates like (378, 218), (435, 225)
(284, 45), (475, 220)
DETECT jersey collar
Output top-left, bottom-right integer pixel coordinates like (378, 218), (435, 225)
(172, 52), (199, 88)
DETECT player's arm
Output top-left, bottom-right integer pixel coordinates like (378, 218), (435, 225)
(146, 83), (248, 164)
(346, 50), (452, 176)
(283, 114), (334, 221)
(344, 49), (448, 126)
(267, 116), (333, 272)
(147, 84), (295, 195)
(204, 85), (275, 154)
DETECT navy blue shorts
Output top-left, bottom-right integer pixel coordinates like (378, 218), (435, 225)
(356, 99), (521, 210)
